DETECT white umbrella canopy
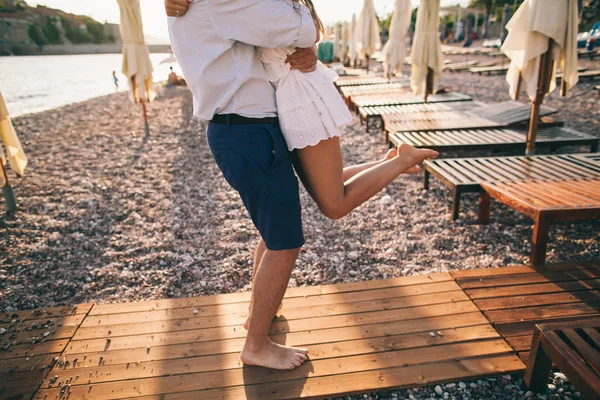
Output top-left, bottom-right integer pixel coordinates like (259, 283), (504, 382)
(410, 0), (443, 100)
(383, 0), (412, 79)
(117, 0), (155, 104)
(349, 14), (358, 66)
(355, 0), (381, 70)
(501, 0), (579, 153)
(0, 91), (26, 213)
(502, 0), (579, 100)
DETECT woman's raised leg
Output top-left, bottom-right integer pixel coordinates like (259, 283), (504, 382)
(292, 138), (437, 220)
(342, 148), (397, 181)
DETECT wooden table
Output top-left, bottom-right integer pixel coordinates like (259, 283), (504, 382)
(525, 318), (600, 399)
(480, 178), (600, 265)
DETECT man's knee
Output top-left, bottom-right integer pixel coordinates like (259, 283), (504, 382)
(265, 245), (302, 261)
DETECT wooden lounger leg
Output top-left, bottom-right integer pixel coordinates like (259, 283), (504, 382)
(423, 170), (430, 190)
(478, 191), (491, 224)
(531, 216), (551, 266)
(525, 328), (553, 392)
(451, 189), (461, 220)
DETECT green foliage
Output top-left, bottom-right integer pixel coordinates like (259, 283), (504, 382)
(83, 19), (105, 43)
(60, 15), (94, 44)
(42, 15), (61, 44)
(580, 0), (600, 31)
(27, 23), (47, 48)
(10, 45), (25, 55)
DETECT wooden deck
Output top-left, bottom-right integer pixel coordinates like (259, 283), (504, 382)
(454, 261), (600, 365)
(4, 261), (600, 399)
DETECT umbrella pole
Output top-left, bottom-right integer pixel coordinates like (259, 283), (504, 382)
(366, 54), (370, 73)
(0, 158), (16, 215)
(141, 98), (150, 137)
(526, 40), (554, 155)
(425, 67), (434, 103)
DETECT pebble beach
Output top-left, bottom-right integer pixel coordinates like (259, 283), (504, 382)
(1, 64), (599, 399)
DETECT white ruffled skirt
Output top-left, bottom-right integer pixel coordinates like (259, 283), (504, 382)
(274, 62), (352, 151)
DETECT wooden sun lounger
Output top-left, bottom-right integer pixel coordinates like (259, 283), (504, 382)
(335, 75), (409, 87)
(470, 65), (509, 75)
(382, 108), (501, 141)
(525, 318), (600, 398)
(389, 126), (599, 154)
(446, 61), (496, 72)
(357, 93), (474, 131)
(558, 69), (600, 81)
(480, 178), (600, 265)
(423, 154), (600, 220)
(596, 85), (600, 94)
(339, 83), (409, 99)
(465, 100), (557, 126)
(578, 49), (600, 60)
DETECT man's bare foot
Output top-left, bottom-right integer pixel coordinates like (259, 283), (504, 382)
(394, 144), (438, 173)
(241, 337), (308, 370)
(244, 302), (283, 330)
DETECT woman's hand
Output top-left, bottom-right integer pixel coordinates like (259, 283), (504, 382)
(165, 0), (192, 17)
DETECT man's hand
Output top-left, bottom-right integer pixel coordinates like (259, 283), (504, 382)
(286, 47), (318, 73)
(165, 0), (192, 17)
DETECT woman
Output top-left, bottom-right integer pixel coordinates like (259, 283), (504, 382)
(165, 0), (437, 222)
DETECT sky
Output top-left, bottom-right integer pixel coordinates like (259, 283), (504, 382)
(32, 0), (471, 42)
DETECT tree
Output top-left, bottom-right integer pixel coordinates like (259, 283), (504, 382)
(28, 23), (47, 49)
(580, 0), (600, 31)
(469, 0), (524, 38)
(42, 15), (61, 44)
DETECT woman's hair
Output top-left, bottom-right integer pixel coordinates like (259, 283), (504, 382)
(298, 0), (324, 33)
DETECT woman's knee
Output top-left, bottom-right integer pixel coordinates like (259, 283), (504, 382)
(318, 201), (347, 220)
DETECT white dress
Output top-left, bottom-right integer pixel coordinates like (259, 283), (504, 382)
(258, 47), (352, 151)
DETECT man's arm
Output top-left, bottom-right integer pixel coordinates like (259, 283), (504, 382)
(165, 0), (192, 17)
(212, 0), (317, 49)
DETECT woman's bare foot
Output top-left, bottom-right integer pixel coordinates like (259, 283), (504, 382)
(244, 302), (283, 330)
(384, 148), (397, 161)
(394, 144), (438, 173)
(241, 337), (308, 370)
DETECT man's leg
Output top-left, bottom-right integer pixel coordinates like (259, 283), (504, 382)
(240, 246), (307, 370)
(244, 238), (267, 330)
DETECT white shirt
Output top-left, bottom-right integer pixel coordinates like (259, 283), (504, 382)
(168, 0), (317, 120)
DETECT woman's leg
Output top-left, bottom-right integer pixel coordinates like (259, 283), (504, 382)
(342, 148), (396, 181)
(292, 138), (437, 220)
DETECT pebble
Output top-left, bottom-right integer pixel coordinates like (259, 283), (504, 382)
(0, 328), (6, 335)
(193, 309), (199, 315)
(434, 385), (443, 396)
(429, 332), (436, 337)
(347, 251), (359, 261)
(379, 195), (392, 205)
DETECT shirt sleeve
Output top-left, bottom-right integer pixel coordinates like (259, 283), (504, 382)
(210, 0), (317, 49)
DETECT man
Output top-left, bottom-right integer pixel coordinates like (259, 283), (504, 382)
(165, 0), (319, 370)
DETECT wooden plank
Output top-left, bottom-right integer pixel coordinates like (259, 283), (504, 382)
(474, 290), (600, 311)
(505, 335), (533, 352)
(0, 353), (57, 374)
(81, 281), (463, 327)
(43, 326), (502, 387)
(89, 273), (453, 315)
(466, 278), (600, 300)
(452, 262), (600, 279)
(34, 343), (517, 399)
(58, 323), (496, 370)
(0, 387), (36, 400)
(562, 328), (600, 375)
(0, 339), (70, 360)
(458, 268), (600, 289)
(75, 290), (470, 340)
(65, 312), (490, 355)
(496, 315), (600, 337)
(69, 301), (481, 352)
(104, 355), (525, 400)
(484, 301), (600, 324)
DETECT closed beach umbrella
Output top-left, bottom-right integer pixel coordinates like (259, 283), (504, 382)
(383, 0), (412, 79)
(0, 91), (27, 214)
(501, 0), (579, 154)
(410, 0), (444, 101)
(355, 0), (381, 72)
(116, 0), (156, 136)
(341, 21), (349, 64)
(349, 14), (358, 67)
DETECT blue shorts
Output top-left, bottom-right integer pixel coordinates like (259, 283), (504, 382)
(207, 121), (304, 251)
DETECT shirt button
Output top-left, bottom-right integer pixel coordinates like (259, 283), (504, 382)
(290, 97), (295, 102)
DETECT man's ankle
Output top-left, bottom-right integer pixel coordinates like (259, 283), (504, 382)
(243, 334), (270, 352)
